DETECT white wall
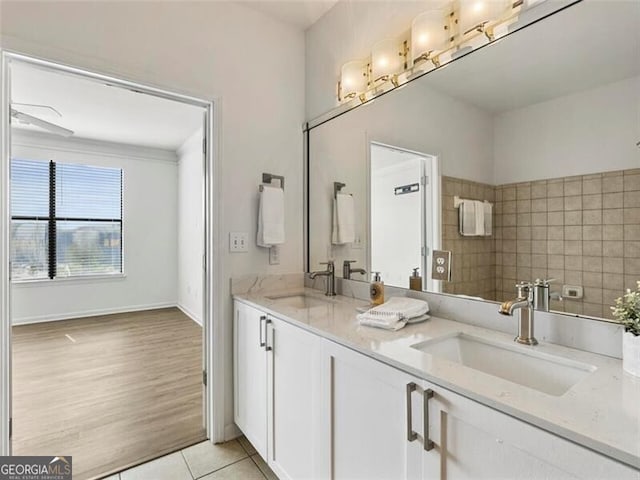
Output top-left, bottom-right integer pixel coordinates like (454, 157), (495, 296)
(1, 1), (305, 439)
(178, 129), (204, 325)
(11, 131), (178, 324)
(493, 75), (640, 184)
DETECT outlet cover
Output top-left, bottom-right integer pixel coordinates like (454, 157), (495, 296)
(431, 250), (452, 281)
(229, 232), (248, 253)
(269, 245), (280, 265)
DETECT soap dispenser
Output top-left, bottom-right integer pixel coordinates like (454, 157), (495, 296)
(371, 271), (385, 306)
(410, 267), (422, 291)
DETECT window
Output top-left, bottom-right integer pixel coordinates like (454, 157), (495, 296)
(11, 159), (123, 281)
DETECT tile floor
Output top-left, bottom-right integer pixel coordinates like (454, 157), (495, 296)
(102, 437), (277, 480)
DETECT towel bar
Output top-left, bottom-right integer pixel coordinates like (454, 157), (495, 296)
(334, 181), (346, 198)
(260, 172), (284, 191)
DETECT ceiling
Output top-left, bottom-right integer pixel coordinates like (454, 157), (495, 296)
(421, 0), (640, 114)
(10, 62), (205, 151)
(240, 0), (338, 29)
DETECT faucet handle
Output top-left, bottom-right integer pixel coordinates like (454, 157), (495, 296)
(535, 278), (555, 286)
(515, 281), (532, 298)
(343, 260), (356, 264)
(320, 260), (334, 266)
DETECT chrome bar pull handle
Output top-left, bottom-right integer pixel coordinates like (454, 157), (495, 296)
(259, 315), (267, 348)
(265, 319), (273, 352)
(406, 382), (418, 442)
(423, 388), (435, 451)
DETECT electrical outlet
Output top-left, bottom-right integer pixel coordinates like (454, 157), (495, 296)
(352, 234), (363, 249)
(269, 245), (280, 265)
(431, 250), (452, 281)
(229, 232), (248, 253)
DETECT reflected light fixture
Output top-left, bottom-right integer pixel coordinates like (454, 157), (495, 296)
(339, 60), (369, 102)
(458, 0), (511, 38)
(411, 9), (449, 67)
(371, 38), (405, 85)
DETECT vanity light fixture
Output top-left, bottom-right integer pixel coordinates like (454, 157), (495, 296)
(336, 0), (529, 106)
(338, 59), (369, 102)
(411, 9), (450, 68)
(458, 0), (511, 41)
(371, 38), (406, 87)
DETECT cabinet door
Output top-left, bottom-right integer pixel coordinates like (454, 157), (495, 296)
(322, 340), (426, 480)
(429, 384), (639, 480)
(233, 301), (268, 459)
(266, 317), (323, 480)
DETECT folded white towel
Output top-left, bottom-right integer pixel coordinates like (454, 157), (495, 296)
(257, 186), (285, 247)
(459, 200), (478, 236)
(332, 193), (355, 244)
(474, 200), (486, 236)
(357, 297), (430, 330)
(483, 201), (492, 236)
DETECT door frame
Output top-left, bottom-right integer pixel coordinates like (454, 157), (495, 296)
(0, 50), (225, 454)
(367, 141), (441, 291)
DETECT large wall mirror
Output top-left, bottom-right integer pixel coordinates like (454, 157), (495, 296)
(306, 0), (640, 322)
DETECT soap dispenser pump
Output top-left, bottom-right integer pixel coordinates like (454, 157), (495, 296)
(371, 271), (385, 306)
(410, 267), (422, 291)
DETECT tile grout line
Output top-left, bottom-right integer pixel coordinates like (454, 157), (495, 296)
(180, 449), (196, 480)
(193, 456), (252, 480)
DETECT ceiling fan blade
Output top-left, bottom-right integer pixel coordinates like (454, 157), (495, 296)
(11, 109), (74, 137)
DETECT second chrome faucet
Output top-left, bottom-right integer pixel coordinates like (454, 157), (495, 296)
(498, 279), (562, 346)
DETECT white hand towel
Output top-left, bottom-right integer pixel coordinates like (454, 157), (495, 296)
(459, 200), (478, 236)
(483, 201), (493, 236)
(257, 186), (285, 247)
(357, 296), (430, 330)
(474, 200), (486, 236)
(332, 193), (355, 244)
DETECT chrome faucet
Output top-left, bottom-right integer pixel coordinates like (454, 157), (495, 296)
(533, 278), (562, 312)
(309, 261), (336, 296)
(499, 282), (537, 345)
(343, 260), (366, 280)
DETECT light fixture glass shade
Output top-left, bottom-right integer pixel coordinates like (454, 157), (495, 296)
(340, 60), (368, 100)
(411, 9), (448, 62)
(458, 0), (511, 34)
(371, 38), (403, 82)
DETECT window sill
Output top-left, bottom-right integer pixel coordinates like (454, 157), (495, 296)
(12, 273), (127, 287)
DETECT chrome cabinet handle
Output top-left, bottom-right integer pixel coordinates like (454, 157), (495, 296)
(406, 382), (418, 442)
(265, 319), (273, 351)
(259, 315), (267, 348)
(423, 388), (435, 451)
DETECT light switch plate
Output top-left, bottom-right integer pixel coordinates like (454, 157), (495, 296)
(431, 250), (452, 281)
(229, 232), (248, 253)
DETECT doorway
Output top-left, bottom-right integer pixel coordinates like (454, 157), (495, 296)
(369, 142), (440, 291)
(0, 52), (220, 478)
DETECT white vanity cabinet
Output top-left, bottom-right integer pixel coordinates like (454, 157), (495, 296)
(233, 300), (323, 480)
(323, 338), (638, 480)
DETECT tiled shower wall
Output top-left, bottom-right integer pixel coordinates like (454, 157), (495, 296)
(442, 176), (496, 300)
(494, 169), (640, 319)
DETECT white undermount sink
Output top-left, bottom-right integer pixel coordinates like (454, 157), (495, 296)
(411, 333), (596, 396)
(266, 293), (330, 309)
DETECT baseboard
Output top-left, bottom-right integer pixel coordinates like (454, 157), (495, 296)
(11, 302), (177, 325)
(177, 303), (203, 326)
(224, 423), (242, 442)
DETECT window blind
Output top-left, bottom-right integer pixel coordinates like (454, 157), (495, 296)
(10, 159), (123, 281)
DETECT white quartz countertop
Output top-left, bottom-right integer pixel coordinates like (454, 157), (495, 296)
(234, 288), (640, 470)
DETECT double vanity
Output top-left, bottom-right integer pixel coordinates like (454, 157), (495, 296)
(233, 282), (639, 480)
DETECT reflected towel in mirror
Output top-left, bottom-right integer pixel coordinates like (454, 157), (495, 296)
(257, 185), (285, 247)
(332, 192), (355, 244)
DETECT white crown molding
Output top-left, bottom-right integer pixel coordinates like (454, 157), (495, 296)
(11, 129), (178, 163)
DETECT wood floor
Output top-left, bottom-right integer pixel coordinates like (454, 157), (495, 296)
(12, 308), (206, 480)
